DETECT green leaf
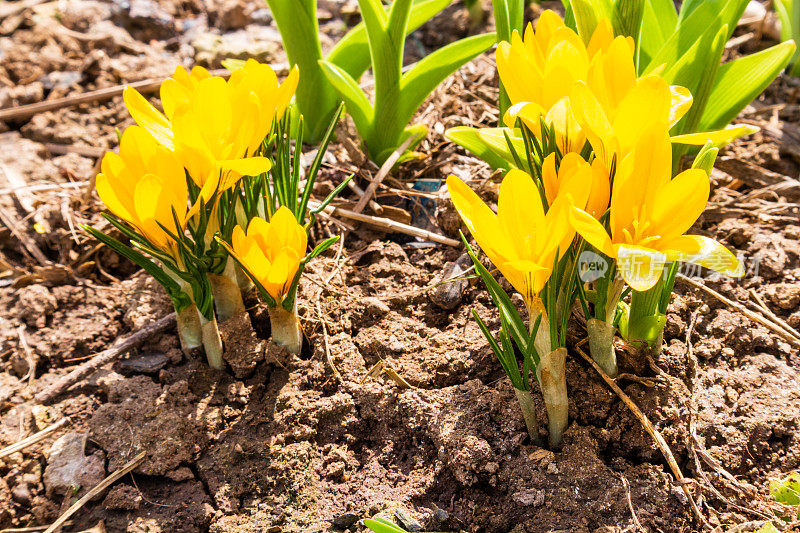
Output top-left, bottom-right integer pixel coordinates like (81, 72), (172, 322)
(770, 472), (800, 507)
(690, 141), (719, 176)
(318, 60), (374, 136)
(480, 127), (526, 164)
(473, 309), (523, 389)
(266, 0), (336, 141)
(397, 32), (497, 141)
(306, 236), (340, 261)
(83, 225), (191, 311)
(363, 518), (408, 533)
(699, 41), (797, 131)
(643, 1), (720, 75)
(612, 0), (644, 50)
(639, 0), (678, 60)
(774, 0), (800, 74)
(569, 0), (613, 42)
(327, 0), (452, 80)
(298, 103), (344, 222)
(445, 126), (514, 170)
(493, 0), (524, 42)
(461, 234), (538, 364)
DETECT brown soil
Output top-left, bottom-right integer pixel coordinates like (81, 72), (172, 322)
(2, 1), (800, 532)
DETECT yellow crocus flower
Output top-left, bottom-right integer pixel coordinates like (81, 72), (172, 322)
(227, 59), (299, 157)
(229, 206), (307, 303)
(123, 61), (298, 199)
(95, 125), (188, 253)
(447, 157), (595, 307)
(569, 126), (744, 292)
(497, 11), (634, 155)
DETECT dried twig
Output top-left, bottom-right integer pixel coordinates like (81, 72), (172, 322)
(310, 201), (459, 247)
(677, 274), (800, 348)
(0, 204), (50, 266)
(315, 298), (341, 381)
(748, 289), (800, 340)
(0, 417), (70, 460)
(34, 314), (176, 404)
(0, 69), (230, 122)
(575, 345), (708, 528)
(621, 475), (645, 532)
(42, 451), (146, 533)
(352, 135), (416, 214)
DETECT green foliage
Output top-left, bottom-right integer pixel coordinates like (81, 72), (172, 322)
(364, 518), (409, 533)
(267, 0), (489, 145)
(318, 0), (496, 163)
(775, 0), (800, 75)
(770, 472), (800, 508)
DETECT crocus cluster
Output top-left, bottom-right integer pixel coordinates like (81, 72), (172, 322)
(88, 60), (326, 367)
(448, 10), (748, 447)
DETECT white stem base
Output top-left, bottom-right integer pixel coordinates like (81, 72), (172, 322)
(536, 347), (568, 448)
(587, 318), (618, 378)
(200, 316), (224, 370)
(268, 304), (303, 355)
(209, 261), (245, 322)
(176, 304), (202, 354)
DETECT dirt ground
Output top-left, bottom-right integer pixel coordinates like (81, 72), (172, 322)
(1, 0), (800, 532)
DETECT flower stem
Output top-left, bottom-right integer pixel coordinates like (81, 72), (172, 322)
(199, 315), (224, 370)
(536, 347), (568, 448)
(176, 303), (202, 354)
(514, 388), (542, 446)
(209, 260), (245, 322)
(587, 318), (618, 378)
(268, 303), (303, 354)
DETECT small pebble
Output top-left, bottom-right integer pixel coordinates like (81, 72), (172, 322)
(118, 352), (170, 375)
(331, 512), (359, 529)
(395, 509), (423, 532)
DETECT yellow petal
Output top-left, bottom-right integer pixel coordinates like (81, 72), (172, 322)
(570, 82), (614, 167)
(612, 76), (671, 157)
(246, 216), (272, 255)
(670, 124), (760, 146)
(616, 244), (667, 292)
(649, 168), (709, 240)
(541, 153), (559, 204)
(215, 157), (273, 191)
(545, 97), (585, 154)
(668, 85), (693, 127)
(123, 87), (174, 150)
(587, 18), (614, 57)
(585, 158), (610, 219)
(570, 207), (614, 257)
(656, 235), (744, 277)
(96, 171), (135, 223)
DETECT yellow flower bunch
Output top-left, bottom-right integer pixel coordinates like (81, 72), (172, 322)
(124, 61), (298, 201)
(87, 59), (303, 368)
(449, 10), (755, 446)
(496, 10), (756, 169)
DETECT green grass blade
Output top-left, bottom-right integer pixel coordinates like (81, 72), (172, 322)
(699, 41), (797, 130)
